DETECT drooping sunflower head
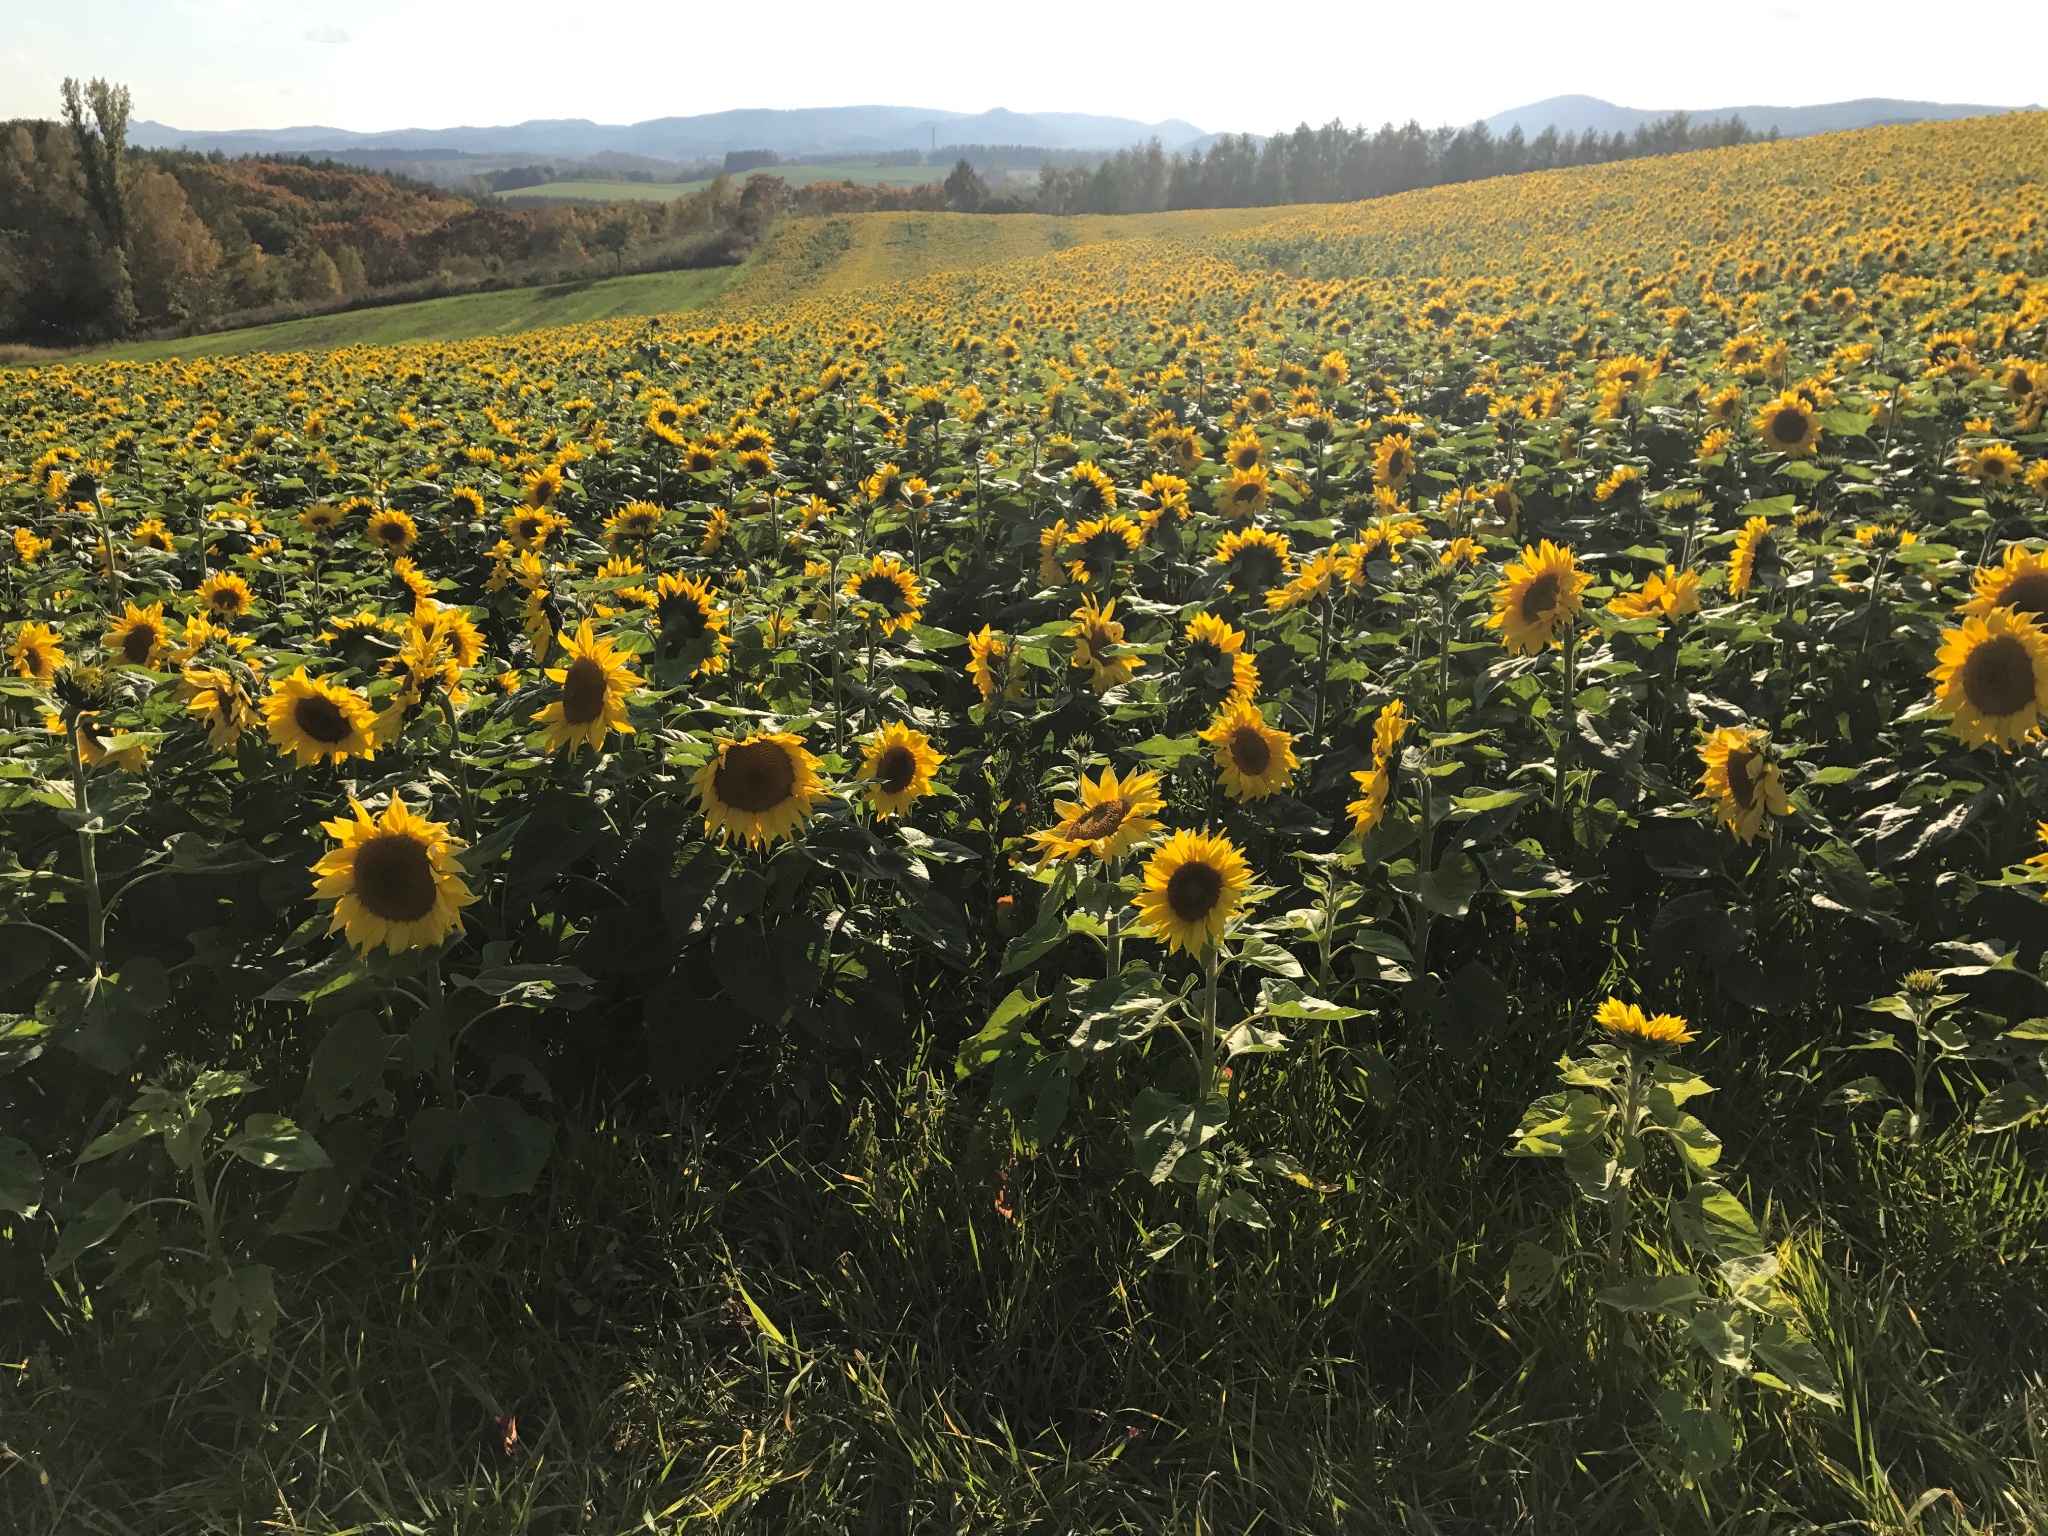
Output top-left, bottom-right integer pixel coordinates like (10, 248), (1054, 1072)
(1032, 764), (1165, 863)
(1930, 608), (2048, 750)
(1486, 541), (1589, 655)
(1696, 726), (1792, 842)
(449, 487), (488, 522)
(196, 572), (255, 620)
(534, 620), (638, 757)
(1753, 392), (1820, 457)
(1066, 515), (1141, 584)
(312, 796), (477, 955)
(967, 626), (1021, 704)
(263, 668), (378, 768)
(1964, 544), (2048, 621)
(105, 602), (168, 668)
(843, 555), (925, 636)
(1199, 695), (1297, 801)
(1067, 594), (1145, 693)
(1069, 460), (1118, 516)
(1133, 829), (1254, 955)
(1181, 611), (1258, 699)
(1594, 997), (1696, 1052)
(8, 621), (65, 682)
(691, 732), (828, 848)
(860, 721), (944, 819)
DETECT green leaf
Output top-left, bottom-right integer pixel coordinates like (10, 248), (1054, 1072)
(1509, 1090), (1609, 1157)
(956, 987), (1045, 1077)
(1976, 1079), (2048, 1133)
(0, 1136), (42, 1217)
(1660, 1111), (1724, 1173)
(450, 1096), (553, 1197)
(1596, 1273), (1703, 1318)
(1687, 1300), (1756, 1372)
(1671, 1183), (1765, 1259)
(1129, 1086), (1220, 1185)
(1256, 978), (1363, 1021)
(1752, 1324), (1842, 1406)
(46, 1188), (130, 1273)
(223, 1114), (332, 1173)
(1234, 933), (1304, 978)
(307, 1012), (394, 1120)
(1502, 1240), (1562, 1306)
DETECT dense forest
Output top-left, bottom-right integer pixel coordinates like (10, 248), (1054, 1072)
(1025, 111), (1773, 214)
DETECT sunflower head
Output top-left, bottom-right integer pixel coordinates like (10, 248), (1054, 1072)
(1594, 997), (1696, 1052)
(8, 621), (65, 682)
(844, 555), (925, 637)
(1213, 527), (1293, 595)
(1964, 544), (2048, 620)
(365, 509), (419, 555)
(1067, 595), (1144, 692)
(312, 796), (477, 954)
(1199, 696), (1297, 801)
(263, 668), (379, 768)
(691, 732), (828, 848)
(1133, 829), (1254, 955)
(1487, 541), (1589, 655)
(1696, 726), (1792, 842)
(1930, 608), (2048, 749)
(105, 602), (168, 668)
(967, 626), (1022, 704)
(196, 572), (255, 621)
(860, 721), (944, 818)
(1032, 765), (1165, 863)
(534, 620), (637, 757)
(1754, 392), (1820, 457)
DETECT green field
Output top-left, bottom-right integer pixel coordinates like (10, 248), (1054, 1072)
(502, 162), (950, 204)
(79, 265), (735, 362)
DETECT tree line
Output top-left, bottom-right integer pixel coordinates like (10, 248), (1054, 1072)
(1020, 112), (1774, 216)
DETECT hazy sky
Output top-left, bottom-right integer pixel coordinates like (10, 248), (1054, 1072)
(5, 0), (2045, 135)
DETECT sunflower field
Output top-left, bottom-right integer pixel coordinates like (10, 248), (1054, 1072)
(8, 111), (2048, 1531)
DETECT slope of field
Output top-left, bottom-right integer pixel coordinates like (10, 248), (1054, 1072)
(74, 266), (735, 362)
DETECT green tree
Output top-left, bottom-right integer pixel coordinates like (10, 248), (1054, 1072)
(944, 157), (989, 213)
(60, 75), (129, 244)
(332, 244), (367, 295)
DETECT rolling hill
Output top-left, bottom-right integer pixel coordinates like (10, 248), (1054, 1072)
(1483, 93), (2031, 140)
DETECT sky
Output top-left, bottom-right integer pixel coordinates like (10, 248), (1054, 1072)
(4, 0), (2045, 137)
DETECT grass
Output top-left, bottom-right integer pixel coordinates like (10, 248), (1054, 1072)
(74, 266), (737, 362)
(503, 164), (951, 205)
(8, 1017), (2048, 1533)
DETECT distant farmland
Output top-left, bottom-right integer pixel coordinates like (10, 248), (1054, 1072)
(501, 162), (952, 205)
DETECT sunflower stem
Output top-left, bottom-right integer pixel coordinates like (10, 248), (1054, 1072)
(1554, 622), (1579, 854)
(69, 728), (105, 969)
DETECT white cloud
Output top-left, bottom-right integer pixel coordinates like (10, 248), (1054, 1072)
(303, 26), (349, 44)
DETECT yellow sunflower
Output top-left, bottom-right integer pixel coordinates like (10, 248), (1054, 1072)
(692, 732), (828, 848)
(263, 668), (379, 767)
(605, 501), (665, 545)
(1031, 765), (1165, 862)
(1182, 611), (1259, 699)
(843, 555), (925, 636)
(59, 710), (147, 773)
(1065, 515), (1142, 585)
(1968, 443), (2023, 487)
(132, 518), (175, 551)
(1594, 997), (1695, 1051)
(1347, 698), (1412, 834)
(1068, 595), (1145, 693)
(860, 721), (944, 818)
(1696, 727), (1793, 842)
(533, 620), (637, 756)
(1486, 541), (1590, 655)
(365, 509), (419, 555)
(651, 572), (729, 675)
(196, 572), (254, 620)
(1930, 608), (2048, 749)
(1132, 830), (1254, 955)
(967, 626), (1022, 703)
(1963, 544), (2048, 620)
(1199, 696), (1297, 800)
(180, 664), (260, 751)
(1213, 526), (1293, 595)
(1217, 466), (1271, 520)
(1608, 565), (1702, 623)
(104, 602), (169, 668)
(1068, 460), (1118, 514)
(1373, 432), (1416, 489)
(1728, 516), (1778, 597)
(1753, 392), (1820, 457)
(311, 797), (477, 954)
(503, 506), (564, 551)
(10, 621), (65, 681)
(298, 503), (342, 535)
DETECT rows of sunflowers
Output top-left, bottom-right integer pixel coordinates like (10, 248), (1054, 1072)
(9, 108), (2048, 1501)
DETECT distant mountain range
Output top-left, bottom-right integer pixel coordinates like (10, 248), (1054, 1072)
(1483, 94), (2033, 140)
(129, 106), (1209, 163)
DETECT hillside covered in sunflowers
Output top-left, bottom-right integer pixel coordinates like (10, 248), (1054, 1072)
(8, 108), (2048, 1529)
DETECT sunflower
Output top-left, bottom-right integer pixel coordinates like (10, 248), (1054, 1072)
(651, 571), (729, 674)
(1068, 594), (1145, 692)
(1728, 516), (1779, 597)
(449, 487), (487, 521)
(263, 668), (379, 767)
(967, 625), (1022, 703)
(1199, 696), (1297, 800)
(132, 518), (175, 550)
(1486, 541), (1589, 655)
(1347, 698), (1412, 833)
(1608, 565), (1701, 623)
(605, 501), (665, 545)
(10, 621), (64, 681)
(365, 509), (419, 555)
(1753, 392), (1820, 457)
(298, 503), (342, 535)
(1594, 997), (1695, 1051)
(1968, 442), (2024, 487)
(1031, 765), (1165, 862)
(1068, 460), (1118, 514)
(411, 598), (485, 669)
(692, 732), (828, 848)
(860, 721), (944, 818)
(1696, 727), (1792, 842)
(503, 506), (563, 551)
(645, 400), (688, 446)
(105, 601), (169, 668)
(196, 571), (254, 620)
(1217, 466), (1271, 519)
(1930, 608), (2048, 749)
(1213, 526), (1293, 595)
(1182, 611), (1259, 699)
(312, 796), (477, 954)
(522, 466), (564, 509)
(179, 664), (260, 751)
(728, 423), (774, 456)
(1066, 515), (1141, 584)
(534, 620), (637, 756)
(1223, 430), (1267, 474)
(392, 555), (436, 608)
(843, 554), (925, 637)
(61, 710), (147, 773)
(1373, 432), (1416, 489)
(1962, 544), (2048, 620)
(1132, 829), (1253, 955)
(682, 440), (722, 474)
